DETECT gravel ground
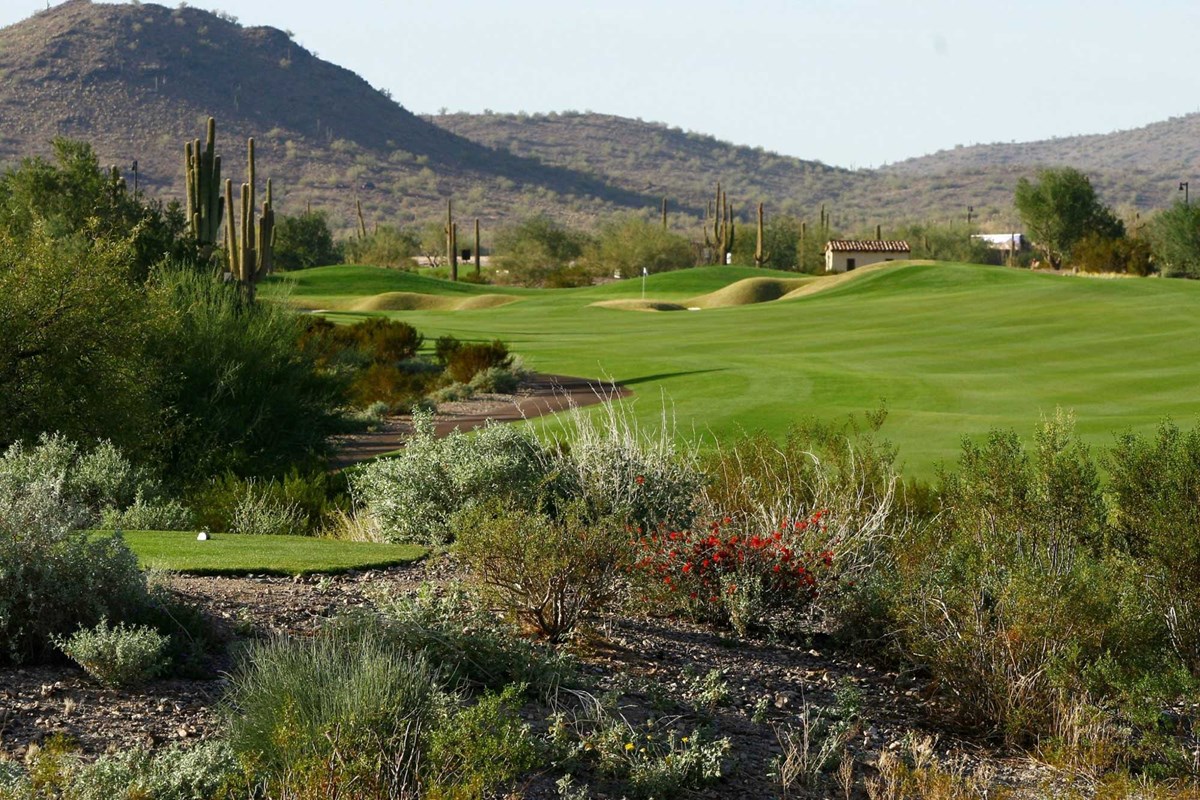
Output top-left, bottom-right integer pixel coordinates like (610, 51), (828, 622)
(0, 557), (1119, 797)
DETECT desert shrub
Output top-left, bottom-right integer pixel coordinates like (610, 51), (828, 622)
(468, 364), (523, 394)
(584, 215), (694, 276)
(350, 362), (441, 408)
(887, 414), (1180, 744)
(423, 685), (539, 800)
(223, 623), (442, 798)
(149, 268), (344, 482)
(350, 413), (553, 544)
(454, 504), (628, 641)
(4, 739), (238, 800)
(548, 699), (730, 800)
(190, 470), (348, 536)
(371, 583), (576, 695)
(55, 618), (168, 688)
(551, 402), (704, 534)
(703, 408), (898, 527)
(274, 210), (342, 270)
(1106, 421), (1200, 673)
(445, 340), (512, 383)
(628, 510), (836, 636)
(342, 223), (420, 268)
(0, 434), (152, 525)
(98, 490), (195, 531)
(430, 381), (475, 403)
(0, 465), (149, 664)
(493, 215), (593, 286)
(434, 334), (462, 365)
(348, 317), (424, 363)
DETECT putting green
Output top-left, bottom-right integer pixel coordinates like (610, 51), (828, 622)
(113, 530), (426, 576)
(263, 262), (1200, 477)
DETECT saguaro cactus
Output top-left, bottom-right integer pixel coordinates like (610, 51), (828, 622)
(474, 218), (481, 277)
(661, 197), (668, 230)
(754, 202), (771, 268)
(185, 116), (224, 252)
(704, 182), (735, 264)
(445, 199), (458, 281)
(224, 137), (275, 302)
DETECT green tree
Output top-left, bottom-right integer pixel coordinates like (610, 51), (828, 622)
(0, 225), (162, 455)
(274, 210), (342, 270)
(584, 215), (693, 277)
(1147, 201), (1200, 278)
(0, 138), (193, 280)
(1014, 167), (1123, 269)
(149, 269), (344, 483)
(493, 216), (592, 286)
(346, 224), (421, 268)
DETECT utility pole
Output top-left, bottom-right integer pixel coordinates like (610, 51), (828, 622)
(1180, 181), (1190, 205)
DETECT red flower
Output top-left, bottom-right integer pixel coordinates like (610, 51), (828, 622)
(635, 475), (645, 485)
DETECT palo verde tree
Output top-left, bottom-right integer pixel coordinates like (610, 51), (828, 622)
(1147, 201), (1200, 278)
(1014, 167), (1123, 269)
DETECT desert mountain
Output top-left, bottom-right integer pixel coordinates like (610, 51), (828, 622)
(0, 1), (1195, 235)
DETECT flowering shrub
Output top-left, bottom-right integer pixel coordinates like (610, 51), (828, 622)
(55, 619), (168, 688)
(629, 511), (835, 635)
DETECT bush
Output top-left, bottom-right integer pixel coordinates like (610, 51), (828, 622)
(1106, 421), (1200, 673)
(4, 740), (238, 800)
(423, 685), (539, 800)
(584, 215), (694, 277)
(468, 365), (523, 394)
(55, 618), (168, 688)
(98, 490), (195, 531)
(493, 216), (593, 286)
(351, 413), (552, 544)
(549, 701), (730, 799)
(0, 465), (149, 664)
(553, 402), (704, 534)
(274, 210), (342, 270)
(0, 434), (149, 526)
(629, 511), (836, 636)
(223, 623), (442, 798)
(342, 224), (420, 268)
(454, 504), (627, 641)
(371, 583), (576, 695)
(190, 470), (348, 537)
(445, 340), (512, 384)
(886, 414), (1180, 744)
(149, 268), (344, 482)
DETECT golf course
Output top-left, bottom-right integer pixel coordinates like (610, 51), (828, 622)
(264, 261), (1200, 476)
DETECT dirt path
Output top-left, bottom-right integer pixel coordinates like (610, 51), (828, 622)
(329, 373), (631, 468)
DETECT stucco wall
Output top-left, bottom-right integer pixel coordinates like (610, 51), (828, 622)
(824, 251), (907, 273)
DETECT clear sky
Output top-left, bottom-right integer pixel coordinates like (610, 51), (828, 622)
(5, 0), (1200, 168)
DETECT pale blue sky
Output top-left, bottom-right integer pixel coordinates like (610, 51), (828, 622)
(5, 0), (1199, 168)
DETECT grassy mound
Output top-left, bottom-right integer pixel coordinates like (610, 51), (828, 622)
(114, 530), (426, 576)
(351, 292), (519, 312)
(688, 276), (812, 308)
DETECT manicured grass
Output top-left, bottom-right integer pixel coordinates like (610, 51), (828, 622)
(267, 262), (1200, 477)
(112, 530), (426, 576)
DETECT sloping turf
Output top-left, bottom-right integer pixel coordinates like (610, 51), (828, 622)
(115, 530), (425, 576)
(267, 262), (1200, 477)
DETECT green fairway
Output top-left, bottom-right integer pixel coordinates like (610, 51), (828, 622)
(113, 530), (426, 576)
(264, 262), (1200, 476)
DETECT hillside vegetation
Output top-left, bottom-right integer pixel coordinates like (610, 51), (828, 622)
(2, 2), (1196, 238)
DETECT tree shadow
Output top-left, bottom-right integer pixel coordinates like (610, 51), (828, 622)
(620, 368), (727, 386)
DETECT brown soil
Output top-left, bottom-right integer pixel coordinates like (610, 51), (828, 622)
(329, 373), (631, 468)
(0, 557), (1065, 798)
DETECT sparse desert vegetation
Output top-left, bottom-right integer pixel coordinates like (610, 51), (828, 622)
(5, 3), (1200, 798)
